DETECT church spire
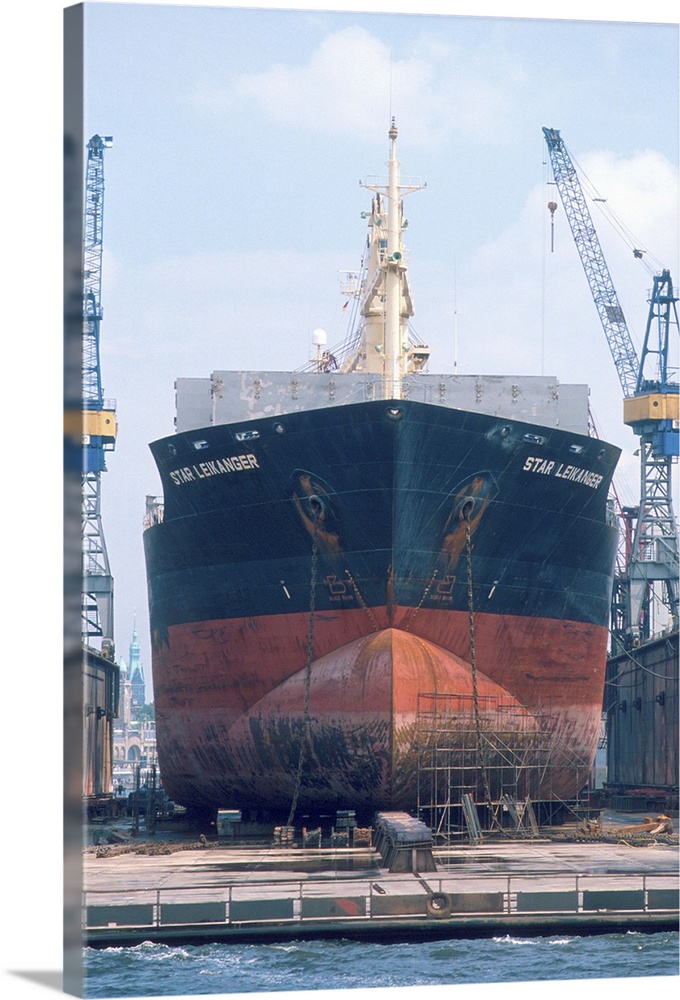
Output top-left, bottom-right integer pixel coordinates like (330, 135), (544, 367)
(128, 613), (146, 709)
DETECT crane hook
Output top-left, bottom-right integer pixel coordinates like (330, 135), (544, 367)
(548, 201), (558, 253)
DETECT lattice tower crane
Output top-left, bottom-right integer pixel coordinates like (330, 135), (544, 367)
(543, 127), (679, 649)
(81, 134), (117, 659)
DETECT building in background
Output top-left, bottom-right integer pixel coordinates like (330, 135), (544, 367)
(112, 622), (156, 795)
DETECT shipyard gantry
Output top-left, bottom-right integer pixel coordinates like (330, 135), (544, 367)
(79, 135), (122, 809)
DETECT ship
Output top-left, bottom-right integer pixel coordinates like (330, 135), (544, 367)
(143, 122), (620, 827)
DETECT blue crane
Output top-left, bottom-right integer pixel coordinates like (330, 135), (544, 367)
(543, 126), (678, 646)
(82, 134), (116, 469)
(81, 134), (117, 658)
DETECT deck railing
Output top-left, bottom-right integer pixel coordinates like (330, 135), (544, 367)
(83, 870), (678, 931)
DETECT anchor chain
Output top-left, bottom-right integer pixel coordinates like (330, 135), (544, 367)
(464, 508), (500, 830)
(402, 568), (439, 632)
(286, 516), (319, 826)
(344, 568), (380, 632)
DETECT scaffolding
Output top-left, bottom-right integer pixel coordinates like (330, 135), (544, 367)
(414, 692), (591, 841)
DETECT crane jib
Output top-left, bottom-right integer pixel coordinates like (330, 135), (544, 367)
(542, 126), (640, 399)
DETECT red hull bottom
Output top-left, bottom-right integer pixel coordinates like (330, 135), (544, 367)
(152, 606), (607, 817)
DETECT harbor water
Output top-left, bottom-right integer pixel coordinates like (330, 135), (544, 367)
(83, 930), (679, 997)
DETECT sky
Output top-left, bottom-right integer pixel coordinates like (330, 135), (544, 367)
(2, 3), (679, 1000)
(76, 1), (679, 686)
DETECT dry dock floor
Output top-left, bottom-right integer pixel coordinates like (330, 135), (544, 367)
(82, 814), (679, 946)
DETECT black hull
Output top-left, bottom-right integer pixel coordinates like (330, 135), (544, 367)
(143, 400), (619, 817)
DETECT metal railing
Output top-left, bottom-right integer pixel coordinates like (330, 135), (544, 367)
(143, 503), (164, 530)
(83, 870), (678, 931)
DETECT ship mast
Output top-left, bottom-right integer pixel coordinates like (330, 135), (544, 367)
(359, 120), (426, 399)
(385, 119), (403, 398)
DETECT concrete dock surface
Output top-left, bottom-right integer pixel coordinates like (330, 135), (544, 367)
(82, 810), (679, 945)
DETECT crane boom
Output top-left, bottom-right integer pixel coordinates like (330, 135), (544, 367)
(81, 134), (116, 657)
(83, 135), (108, 408)
(82, 135), (116, 473)
(542, 127), (640, 398)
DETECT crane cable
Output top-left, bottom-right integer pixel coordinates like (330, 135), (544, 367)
(286, 515), (319, 827)
(565, 143), (665, 276)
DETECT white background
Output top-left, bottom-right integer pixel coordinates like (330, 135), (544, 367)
(1, 3), (678, 1000)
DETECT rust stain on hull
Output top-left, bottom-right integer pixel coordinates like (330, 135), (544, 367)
(154, 612), (606, 814)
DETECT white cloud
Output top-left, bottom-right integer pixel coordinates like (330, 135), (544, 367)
(574, 148), (679, 272)
(192, 25), (529, 144)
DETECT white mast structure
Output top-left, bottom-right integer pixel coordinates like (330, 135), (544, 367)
(357, 120), (427, 398)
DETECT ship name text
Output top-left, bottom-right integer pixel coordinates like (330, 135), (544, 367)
(522, 456), (603, 490)
(169, 454), (260, 486)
